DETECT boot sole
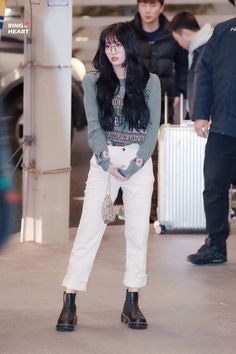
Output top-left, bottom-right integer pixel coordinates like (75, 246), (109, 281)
(56, 316), (77, 332)
(121, 313), (147, 330)
(187, 256), (227, 265)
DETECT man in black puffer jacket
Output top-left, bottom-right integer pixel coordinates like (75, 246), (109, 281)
(129, 0), (188, 221)
(187, 0), (236, 265)
(129, 0), (188, 124)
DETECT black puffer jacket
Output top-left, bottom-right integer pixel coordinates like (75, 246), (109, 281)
(192, 17), (236, 138)
(129, 13), (188, 98)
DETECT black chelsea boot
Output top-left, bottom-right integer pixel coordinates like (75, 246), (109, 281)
(121, 290), (147, 329)
(56, 292), (77, 332)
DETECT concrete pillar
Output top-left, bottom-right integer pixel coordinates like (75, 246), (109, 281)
(21, 0), (72, 243)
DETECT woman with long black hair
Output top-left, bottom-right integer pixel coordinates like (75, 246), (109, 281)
(56, 22), (161, 331)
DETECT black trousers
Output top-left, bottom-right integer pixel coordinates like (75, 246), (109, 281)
(204, 132), (236, 245)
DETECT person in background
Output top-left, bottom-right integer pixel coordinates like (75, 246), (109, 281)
(169, 12), (213, 119)
(56, 22), (161, 332)
(0, 97), (18, 249)
(0, 1), (7, 30)
(185, 0), (236, 265)
(129, 0), (188, 221)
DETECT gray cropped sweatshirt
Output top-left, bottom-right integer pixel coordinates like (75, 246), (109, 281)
(82, 71), (161, 177)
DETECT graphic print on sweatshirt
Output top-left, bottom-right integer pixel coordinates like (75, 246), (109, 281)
(112, 83), (126, 127)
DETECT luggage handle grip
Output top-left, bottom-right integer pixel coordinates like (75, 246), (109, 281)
(164, 92), (184, 125)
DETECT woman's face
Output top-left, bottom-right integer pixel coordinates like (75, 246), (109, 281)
(105, 37), (126, 68)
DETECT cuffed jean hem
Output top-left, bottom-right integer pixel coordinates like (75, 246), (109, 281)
(62, 280), (87, 292)
(123, 275), (147, 289)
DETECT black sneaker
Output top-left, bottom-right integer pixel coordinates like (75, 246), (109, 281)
(187, 238), (227, 265)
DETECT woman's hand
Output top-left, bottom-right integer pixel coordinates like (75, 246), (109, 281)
(108, 164), (128, 182)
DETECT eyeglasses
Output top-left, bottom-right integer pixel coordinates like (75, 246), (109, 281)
(105, 42), (123, 53)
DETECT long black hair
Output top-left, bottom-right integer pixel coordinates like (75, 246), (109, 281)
(93, 22), (150, 131)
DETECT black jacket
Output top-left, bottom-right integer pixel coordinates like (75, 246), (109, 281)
(129, 13), (188, 98)
(187, 44), (206, 119)
(192, 17), (236, 138)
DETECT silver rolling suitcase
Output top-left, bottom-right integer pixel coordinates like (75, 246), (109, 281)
(156, 94), (207, 233)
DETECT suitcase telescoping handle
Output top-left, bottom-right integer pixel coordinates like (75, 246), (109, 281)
(164, 92), (184, 125)
(180, 92), (184, 125)
(164, 92), (168, 125)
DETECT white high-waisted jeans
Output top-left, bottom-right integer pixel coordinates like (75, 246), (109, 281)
(62, 144), (154, 291)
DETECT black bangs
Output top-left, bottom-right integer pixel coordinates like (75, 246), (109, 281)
(101, 23), (126, 47)
(104, 34), (117, 44)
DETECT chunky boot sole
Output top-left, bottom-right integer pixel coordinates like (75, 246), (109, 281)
(121, 313), (147, 330)
(56, 316), (78, 332)
(187, 255), (227, 265)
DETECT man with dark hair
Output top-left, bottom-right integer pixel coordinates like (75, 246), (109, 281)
(169, 12), (213, 119)
(130, 0), (188, 123)
(129, 0), (188, 221)
(186, 0), (236, 265)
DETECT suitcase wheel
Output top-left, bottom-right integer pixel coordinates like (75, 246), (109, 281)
(154, 222), (166, 235)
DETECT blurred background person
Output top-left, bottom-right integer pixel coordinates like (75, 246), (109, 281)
(0, 0), (19, 249)
(169, 12), (213, 120)
(186, 0), (236, 265)
(0, 96), (19, 249)
(0, 0), (7, 30)
(129, 0), (188, 222)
